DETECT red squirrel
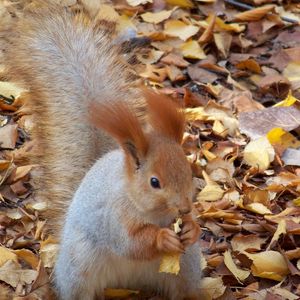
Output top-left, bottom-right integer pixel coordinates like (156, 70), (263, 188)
(4, 1), (202, 299)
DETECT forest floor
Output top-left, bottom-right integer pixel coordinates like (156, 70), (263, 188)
(0, 0), (300, 299)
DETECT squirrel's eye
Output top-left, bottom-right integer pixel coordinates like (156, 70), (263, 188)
(150, 177), (161, 189)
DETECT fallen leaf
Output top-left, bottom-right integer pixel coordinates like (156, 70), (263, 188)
(267, 219), (286, 249)
(0, 260), (37, 288)
(274, 90), (298, 107)
(244, 137), (275, 171)
(199, 277), (226, 299)
(223, 250), (250, 283)
(165, 0), (193, 8)
(141, 9), (174, 24)
(180, 40), (206, 59)
(164, 20), (199, 41)
(231, 234), (267, 253)
(239, 106), (300, 139)
(243, 251), (289, 281)
(0, 246), (18, 267)
(234, 5), (275, 22)
(127, 0), (152, 6)
(0, 124), (18, 149)
(282, 149), (300, 166)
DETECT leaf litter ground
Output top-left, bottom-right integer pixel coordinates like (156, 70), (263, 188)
(0, 0), (300, 299)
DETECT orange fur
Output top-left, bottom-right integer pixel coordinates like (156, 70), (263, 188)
(143, 89), (185, 144)
(90, 102), (148, 159)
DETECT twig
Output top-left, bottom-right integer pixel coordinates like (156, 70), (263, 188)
(224, 0), (299, 24)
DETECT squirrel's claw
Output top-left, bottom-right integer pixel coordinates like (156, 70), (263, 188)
(156, 228), (184, 254)
(180, 220), (201, 248)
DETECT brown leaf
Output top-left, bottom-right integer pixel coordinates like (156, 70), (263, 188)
(0, 124), (18, 150)
(239, 106), (300, 139)
(234, 5), (275, 22)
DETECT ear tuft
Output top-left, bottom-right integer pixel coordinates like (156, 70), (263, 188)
(89, 101), (148, 160)
(143, 89), (185, 144)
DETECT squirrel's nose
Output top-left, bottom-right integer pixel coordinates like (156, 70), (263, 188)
(179, 205), (191, 215)
(179, 206), (191, 215)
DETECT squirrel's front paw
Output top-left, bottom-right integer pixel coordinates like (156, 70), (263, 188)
(180, 215), (201, 247)
(156, 228), (184, 254)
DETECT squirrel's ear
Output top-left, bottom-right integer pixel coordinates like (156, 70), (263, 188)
(89, 102), (148, 168)
(143, 89), (185, 144)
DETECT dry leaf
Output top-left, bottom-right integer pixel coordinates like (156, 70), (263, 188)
(164, 20), (199, 41)
(267, 219), (286, 249)
(159, 218), (182, 275)
(0, 260), (37, 288)
(199, 277), (226, 299)
(234, 5), (275, 22)
(243, 251), (289, 281)
(165, 0), (193, 8)
(0, 246), (18, 267)
(239, 106), (300, 140)
(197, 171), (224, 202)
(231, 234), (267, 252)
(180, 40), (206, 59)
(141, 9), (174, 24)
(0, 124), (18, 150)
(243, 137), (275, 171)
(127, 0), (152, 6)
(223, 250), (250, 283)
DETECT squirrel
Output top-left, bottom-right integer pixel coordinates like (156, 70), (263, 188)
(4, 1), (202, 299)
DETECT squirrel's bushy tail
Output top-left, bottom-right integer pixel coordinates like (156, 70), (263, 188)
(4, 1), (143, 237)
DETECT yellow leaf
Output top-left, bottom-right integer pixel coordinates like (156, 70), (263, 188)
(212, 120), (228, 138)
(244, 137), (275, 171)
(184, 107), (206, 121)
(166, 0), (194, 8)
(159, 253), (181, 275)
(234, 5), (275, 21)
(245, 203), (272, 215)
(180, 40), (206, 59)
(104, 289), (139, 298)
(267, 127), (286, 144)
(126, 0), (152, 6)
(197, 184), (224, 202)
(40, 242), (59, 269)
(267, 219), (286, 249)
(274, 90), (298, 107)
(202, 149), (217, 161)
(243, 251), (289, 281)
(13, 249), (39, 269)
(293, 197), (300, 206)
(141, 9), (174, 24)
(0, 247), (18, 267)
(159, 218), (182, 275)
(223, 250), (250, 283)
(173, 218), (182, 234)
(267, 128), (300, 149)
(164, 20), (199, 41)
(283, 61), (300, 82)
(209, 15), (245, 33)
(199, 277), (226, 299)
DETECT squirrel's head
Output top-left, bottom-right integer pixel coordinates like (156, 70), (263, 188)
(90, 89), (193, 220)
